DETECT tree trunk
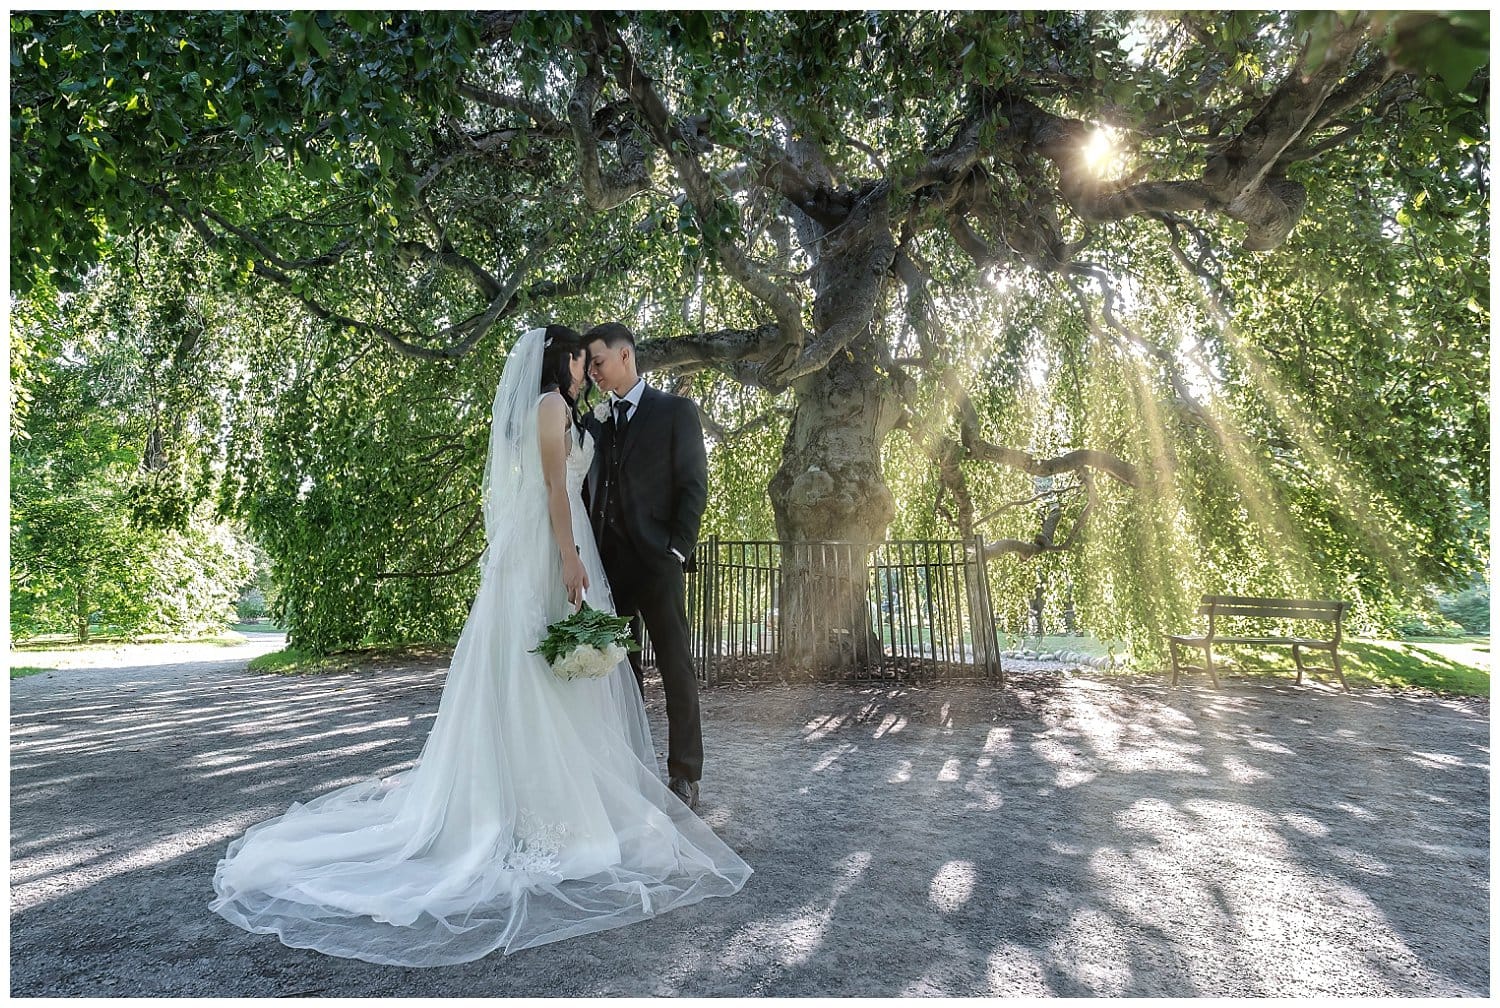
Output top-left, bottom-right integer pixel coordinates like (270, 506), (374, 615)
(75, 581), (90, 644)
(769, 331), (900, 673)
(764, 189), (901, 675)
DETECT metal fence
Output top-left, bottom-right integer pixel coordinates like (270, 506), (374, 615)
(643, 538), (1003, 685)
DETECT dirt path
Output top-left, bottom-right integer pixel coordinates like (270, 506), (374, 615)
(9, 645), (1489, 997)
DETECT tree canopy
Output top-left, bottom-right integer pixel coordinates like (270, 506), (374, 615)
(11, 11), (1489, 658)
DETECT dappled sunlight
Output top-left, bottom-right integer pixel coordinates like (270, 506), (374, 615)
(982, 725), (1014, 753)
(11, 813), (268, 913)
(811, 741), (856, 773)
(802, 712), (848, 742)
(1278, 810), (1326, 834)
(1220, 753), (1271, 783)
(10, 657), (444, 920)
(1112, 796), (1187, 844)
(1022, 680), (1207, 781)
(928, 859), (978, 913)
(1244, 735), (1297, 756)
(1045, 905), (1136, 996)
(1408, 750), (1474, 769)
(716, 850), (875, 971)
(1078, 795), (1443, 995)
(937, 756), (963, 782)
(715, 676), (1482, 993)
(1205, 315), (1414, 585)
(1325, 844), (1392, 877)
(11, 660), (1488, 996)
(1138, 341), (1321, 592)
(985, 942), (1054, 993)
(1029, 736), (1099, 788)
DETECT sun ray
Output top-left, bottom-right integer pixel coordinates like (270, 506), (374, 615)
(1167, 263), (1419, 597)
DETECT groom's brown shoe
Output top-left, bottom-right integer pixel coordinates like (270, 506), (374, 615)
(667, 777), (700, 811)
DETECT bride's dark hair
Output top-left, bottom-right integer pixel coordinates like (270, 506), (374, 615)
(538, 323), (590, 440)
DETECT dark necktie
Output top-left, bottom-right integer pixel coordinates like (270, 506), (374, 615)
(612, 398), (631, 440)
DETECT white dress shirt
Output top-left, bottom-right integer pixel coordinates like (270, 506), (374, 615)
(613, 378), (646, 423)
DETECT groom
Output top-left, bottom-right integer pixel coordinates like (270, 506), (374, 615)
(583, 322), (708, 811)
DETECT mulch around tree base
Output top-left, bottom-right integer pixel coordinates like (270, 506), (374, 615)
(9, 642), (1489, 997)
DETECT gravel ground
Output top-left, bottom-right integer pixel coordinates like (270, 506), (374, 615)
(9, 638), (1490, 997)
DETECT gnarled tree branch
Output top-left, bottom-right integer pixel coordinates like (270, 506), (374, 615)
(594, 15), (809, 352)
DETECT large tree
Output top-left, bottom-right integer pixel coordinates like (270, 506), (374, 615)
(12, 11), (1488, 660)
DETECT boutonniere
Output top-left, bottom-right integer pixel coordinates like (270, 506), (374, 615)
(591, 401), (612, 423)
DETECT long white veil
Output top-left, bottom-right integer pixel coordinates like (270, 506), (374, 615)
(481, 327), (546, 555)
(478, 327), (653, 762)
(210, 326), (750, 966)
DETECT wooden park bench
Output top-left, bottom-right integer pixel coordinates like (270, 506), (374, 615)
(1167, 595), (1350, 690)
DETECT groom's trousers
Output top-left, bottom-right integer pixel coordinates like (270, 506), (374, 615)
(599, 532), (704, 783)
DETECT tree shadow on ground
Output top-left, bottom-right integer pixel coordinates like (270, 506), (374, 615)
(664, 675), (1488, 996)
(9, 662), (1489, 996)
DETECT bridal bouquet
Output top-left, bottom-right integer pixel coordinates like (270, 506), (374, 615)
(532, 603), (639, 681)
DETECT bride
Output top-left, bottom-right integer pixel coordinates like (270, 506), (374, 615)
(210, 325), (752, 967)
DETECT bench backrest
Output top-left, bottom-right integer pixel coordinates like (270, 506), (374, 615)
(1200, 595), (1347, 624)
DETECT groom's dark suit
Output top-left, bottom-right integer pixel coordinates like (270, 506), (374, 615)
(585, 383), (708, 783)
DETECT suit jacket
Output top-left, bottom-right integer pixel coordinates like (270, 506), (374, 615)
(585, 384), (708, 573)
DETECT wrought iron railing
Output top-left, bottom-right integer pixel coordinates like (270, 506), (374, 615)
(643, 538), (1003, 685)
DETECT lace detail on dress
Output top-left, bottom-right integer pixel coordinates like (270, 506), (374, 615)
(566, 428), (595, 496)
(538, 392), (594, 497)
(501, 810), (569, 876)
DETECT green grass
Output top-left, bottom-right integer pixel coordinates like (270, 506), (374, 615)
(247, 648), (353, 675)
(14, 630), (250, 651)
(10, 666), (48, 679)
(1207, 636), (1489, 696)
(248, 642), (453, 676)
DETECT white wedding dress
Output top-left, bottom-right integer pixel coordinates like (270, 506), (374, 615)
(210, 329), (751, 966)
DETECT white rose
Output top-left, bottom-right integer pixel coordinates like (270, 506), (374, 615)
(582, 645), (611, 679)
(552, 643), (615, 680)
(577, 650), (601, 679)
(591, 401), (611, 423)
(574, 646), (596, 676)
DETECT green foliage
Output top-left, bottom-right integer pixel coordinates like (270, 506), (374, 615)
(9, 240), (255, 641)
(235, 590), (268, 621)
(246, 642), (451, 675)
(247, 647), (356, 675)
(698, 374), (786, 542)
(1437, 581), (1490, 634)
(1225, 141), (1488, 594)
(11, 10), (482, 290)
(1387, 609), (1467, 639)
(10, 11), (1489, 665)
(231, 324), (501, 652)
(1372, 11), (1490, 95)
(11, 461), (254, 642)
